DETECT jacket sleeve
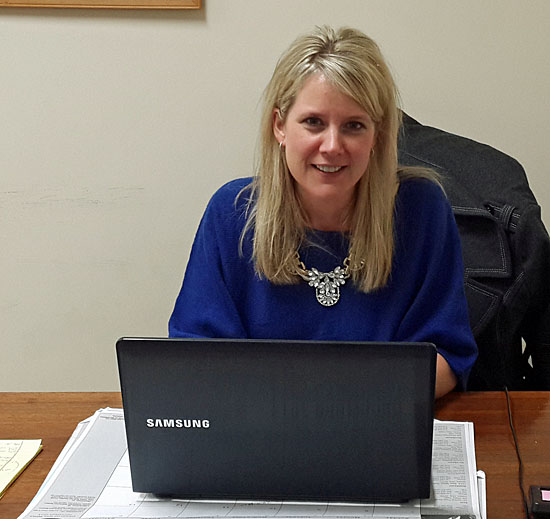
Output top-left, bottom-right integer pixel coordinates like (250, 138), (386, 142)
(394, 181), (478, 390)
(168, 188), (247, 339)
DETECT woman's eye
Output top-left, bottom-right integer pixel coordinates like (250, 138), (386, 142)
(303, 117), (323, 127)
(345, 121), (365, 131)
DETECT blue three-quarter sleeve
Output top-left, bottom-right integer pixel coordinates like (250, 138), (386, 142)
(168, 181), (250, 338)
(391, 180), (478, 389)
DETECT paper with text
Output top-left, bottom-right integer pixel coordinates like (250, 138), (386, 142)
(18, 410), (482, 519)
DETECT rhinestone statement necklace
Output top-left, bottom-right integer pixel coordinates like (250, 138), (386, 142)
(291, 252), (363, 307)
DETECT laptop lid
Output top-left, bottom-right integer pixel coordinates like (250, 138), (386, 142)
(116, 337), (436, 503)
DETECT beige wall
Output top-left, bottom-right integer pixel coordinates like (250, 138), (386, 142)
(1, 0), (549, 391)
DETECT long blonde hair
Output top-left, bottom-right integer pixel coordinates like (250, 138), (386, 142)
(241, 26), (432, 292)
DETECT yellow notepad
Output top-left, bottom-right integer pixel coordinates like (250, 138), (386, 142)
(0, 439), (43, 499)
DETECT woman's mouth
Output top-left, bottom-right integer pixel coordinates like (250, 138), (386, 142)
(314, 165), (345, 173)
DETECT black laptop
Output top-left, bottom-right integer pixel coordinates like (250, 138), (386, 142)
(116, 337), (436, 503)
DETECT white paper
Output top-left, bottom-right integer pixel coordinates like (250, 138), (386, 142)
(18, 408), (126, 519)
(477, 471), (486, 519)
(19, 410), (483, 519)
(417, 420), (480, 518)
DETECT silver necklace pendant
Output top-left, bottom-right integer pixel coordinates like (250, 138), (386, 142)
(305, 266), (348, 307)
(292, 252), (362, 308)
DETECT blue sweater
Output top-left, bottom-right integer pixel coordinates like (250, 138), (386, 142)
(169, 177), (477, 389)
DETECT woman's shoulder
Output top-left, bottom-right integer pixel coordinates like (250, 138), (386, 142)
(396, 174), (447, 212)
(210, 177), (253, 202)
(397, 171), (443, 196)
(394, 174), (454, 239)
(206, 177), (254, 213)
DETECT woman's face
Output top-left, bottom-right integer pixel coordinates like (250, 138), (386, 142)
(273, 73), (376, 230)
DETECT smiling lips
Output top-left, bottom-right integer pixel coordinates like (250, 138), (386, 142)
(314, 165), (345, 173)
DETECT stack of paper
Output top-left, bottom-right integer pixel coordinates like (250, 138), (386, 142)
(0, 439), (42, 499)
(17, 410), (485, 519)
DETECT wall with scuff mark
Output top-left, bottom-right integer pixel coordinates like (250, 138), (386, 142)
(1, 1), (549, 390)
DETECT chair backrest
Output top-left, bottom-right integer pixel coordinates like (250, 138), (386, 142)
(398, 113), (550, 390)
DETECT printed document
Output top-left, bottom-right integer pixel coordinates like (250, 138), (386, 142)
(18, 409), (484, 519)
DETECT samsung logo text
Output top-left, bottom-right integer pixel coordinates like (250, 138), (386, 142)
(146, 418), (210, 429)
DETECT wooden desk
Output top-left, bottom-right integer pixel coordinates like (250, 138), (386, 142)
(1, 392), (549, 518)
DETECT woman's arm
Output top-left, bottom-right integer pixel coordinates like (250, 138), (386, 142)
(394, 179), (478, 393)
(435, 353), (458, 398)
(168, 180), (250, 339)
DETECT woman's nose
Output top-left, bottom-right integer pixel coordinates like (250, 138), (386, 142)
(319, 127), (344, 154)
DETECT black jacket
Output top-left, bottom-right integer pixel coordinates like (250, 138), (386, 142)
(398, 114), (550, 390)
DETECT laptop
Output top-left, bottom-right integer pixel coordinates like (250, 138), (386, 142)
(116, 337), (436, 503)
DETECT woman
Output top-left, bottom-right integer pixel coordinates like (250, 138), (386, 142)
(169, 26), (477, 398)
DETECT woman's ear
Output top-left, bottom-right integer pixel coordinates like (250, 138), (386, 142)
(272, 108), (285, 145)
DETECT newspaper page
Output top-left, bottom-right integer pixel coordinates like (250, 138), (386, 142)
(18, 410), (482, 519)
(417, 420), (480, 519)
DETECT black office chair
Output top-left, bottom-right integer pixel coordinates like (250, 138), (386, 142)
(398, 113), (550, 390)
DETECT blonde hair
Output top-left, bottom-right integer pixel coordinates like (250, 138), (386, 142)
(241, 25), (435, 292)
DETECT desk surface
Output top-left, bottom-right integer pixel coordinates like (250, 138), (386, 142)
(1, 391), (549, 518)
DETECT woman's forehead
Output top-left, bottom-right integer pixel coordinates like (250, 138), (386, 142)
(287, 72), (377, 121)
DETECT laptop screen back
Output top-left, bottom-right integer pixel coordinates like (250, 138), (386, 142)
(117, 337), (436, 503)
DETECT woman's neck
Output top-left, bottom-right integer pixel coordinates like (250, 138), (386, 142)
(302, 197), (355, 232)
